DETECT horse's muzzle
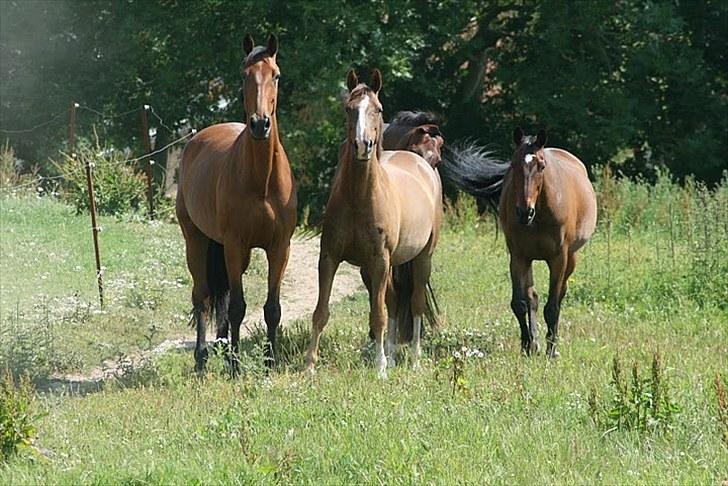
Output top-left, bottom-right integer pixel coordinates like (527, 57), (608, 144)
(355, 139), (375, 161)
(249, 114), (271, 140)
(516, 206), (536, 225)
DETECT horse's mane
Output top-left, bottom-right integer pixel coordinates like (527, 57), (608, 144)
(390, 110), (440, 127)
(244, 46), (270, 66)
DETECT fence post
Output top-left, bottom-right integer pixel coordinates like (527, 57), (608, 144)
(68, 102), (77, 156)
(140, 104), (155, 219)
(71, 101), (104, 306)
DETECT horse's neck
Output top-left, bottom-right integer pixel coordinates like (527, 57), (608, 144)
(237, 121), (283, 197)
(339, 144), (386, 208)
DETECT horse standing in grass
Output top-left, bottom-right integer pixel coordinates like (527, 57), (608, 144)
(176, 34), (297, 372)
(383, 111), (445, 168)
(442, 128), (596, 357)
(305, 70), (443, 378)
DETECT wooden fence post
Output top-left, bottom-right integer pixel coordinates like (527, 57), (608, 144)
(140, 104), (155, 219)
(70, 101), (104, 306)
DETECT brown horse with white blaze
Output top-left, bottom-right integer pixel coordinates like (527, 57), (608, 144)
(305, 70), (443, 378)
(442, 128), (596, 358)
(176, 34), (297, 372)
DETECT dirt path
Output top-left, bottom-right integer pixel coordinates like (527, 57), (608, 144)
(44, 235), (362, 393)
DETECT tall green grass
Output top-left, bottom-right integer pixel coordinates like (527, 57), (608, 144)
(1, 170), (727, 482)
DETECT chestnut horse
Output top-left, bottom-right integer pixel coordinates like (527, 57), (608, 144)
(305, 70), (443, 378)
(176, 34), (297, 372)
(442, 128), (596, 357)
(383, 111), (444, 168)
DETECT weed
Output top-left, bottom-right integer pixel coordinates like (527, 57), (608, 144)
(0, 141), (39, 195)
(715, 373), (728, 448)
(595, 352), (680, 434)
(0, 369), (42, 460)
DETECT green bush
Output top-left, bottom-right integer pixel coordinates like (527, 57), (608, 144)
(54, 137), (148, 216)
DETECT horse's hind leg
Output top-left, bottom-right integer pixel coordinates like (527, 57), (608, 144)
(224, 243), (251, 376)
(214, 290), (230, 341)
(545, 251), (573, 359)
(180, 221), (211, 373)
(510, 255), (539, 355)
(264, 241), (291, 367)
(410, 251), (433, 369)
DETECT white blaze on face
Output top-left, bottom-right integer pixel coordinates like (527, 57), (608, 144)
(525, 153), (534, 165)
(355, 95), (370, 158)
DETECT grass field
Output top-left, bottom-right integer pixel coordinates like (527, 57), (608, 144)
(1, 174), (727, 483)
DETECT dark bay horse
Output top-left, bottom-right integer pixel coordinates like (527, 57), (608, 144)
(383, 111), (444, 168)
(176, 34), (297, 372)
(442, 128), (596, 357)
(305, 70), (443, 378)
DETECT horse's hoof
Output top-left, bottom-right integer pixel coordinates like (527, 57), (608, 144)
(412, 360), (421, 371)
(377, 368), (388, 380)
(387, 357), (397, 369)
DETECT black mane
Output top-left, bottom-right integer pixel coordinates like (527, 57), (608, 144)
(244, 46), (270, 67)
(390, 110), (440, 127)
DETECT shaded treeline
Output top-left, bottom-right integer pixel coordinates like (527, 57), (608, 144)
(1, 0), (726, 218)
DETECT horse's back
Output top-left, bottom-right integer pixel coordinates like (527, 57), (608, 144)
(380, 150), (442, 263)
(177, 122), (245, 241)
(545, 148), (597, 249)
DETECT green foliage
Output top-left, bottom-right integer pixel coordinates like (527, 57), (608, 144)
(1, 0), (726, 219)
(590, 353), (680, 434)
(53, 138), (148, 216)
(0, 370), (39, 460)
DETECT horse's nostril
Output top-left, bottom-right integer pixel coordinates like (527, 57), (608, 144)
(264, 117), (271, 129)
(528, 208), (535, 218)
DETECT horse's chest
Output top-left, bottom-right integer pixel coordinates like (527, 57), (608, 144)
(507, 223), (562, 259)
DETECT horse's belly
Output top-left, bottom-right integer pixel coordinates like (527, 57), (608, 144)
(391, 224), (432, 265)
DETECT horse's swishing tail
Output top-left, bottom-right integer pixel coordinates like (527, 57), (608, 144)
(206, 240), (230, 336)
(392, 262), (440, 343)
(441, 143), (510, 213)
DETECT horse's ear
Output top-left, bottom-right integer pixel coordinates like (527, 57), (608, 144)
(347, 70), (359, 92)
(536, 128), (547, 148)
(267, 34), (278, 57)
(370, 69), (382, 94)
(513, 126), (524, 146)
(243, 34), (254, 56)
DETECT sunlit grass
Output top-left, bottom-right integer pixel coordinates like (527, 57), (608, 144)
(1, 183), (727, 482)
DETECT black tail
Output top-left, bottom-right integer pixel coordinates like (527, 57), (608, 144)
(193, 240), (229, 328)
(392, 262), (440, 343)
(441, 142), (510, 214)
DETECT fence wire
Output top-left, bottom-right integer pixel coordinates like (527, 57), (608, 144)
(1, 103), (195, 193)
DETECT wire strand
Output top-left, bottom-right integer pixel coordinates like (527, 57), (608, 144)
(0, 114), (63, 134)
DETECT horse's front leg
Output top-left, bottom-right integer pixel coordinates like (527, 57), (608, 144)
(544, 251), (573, 359)
(224, 243), (250, 376)
(510, 255), (539, 355)
(305, 251), (340, 373)
(367, 254), (391, 379)
(264, 241), (291, 367)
